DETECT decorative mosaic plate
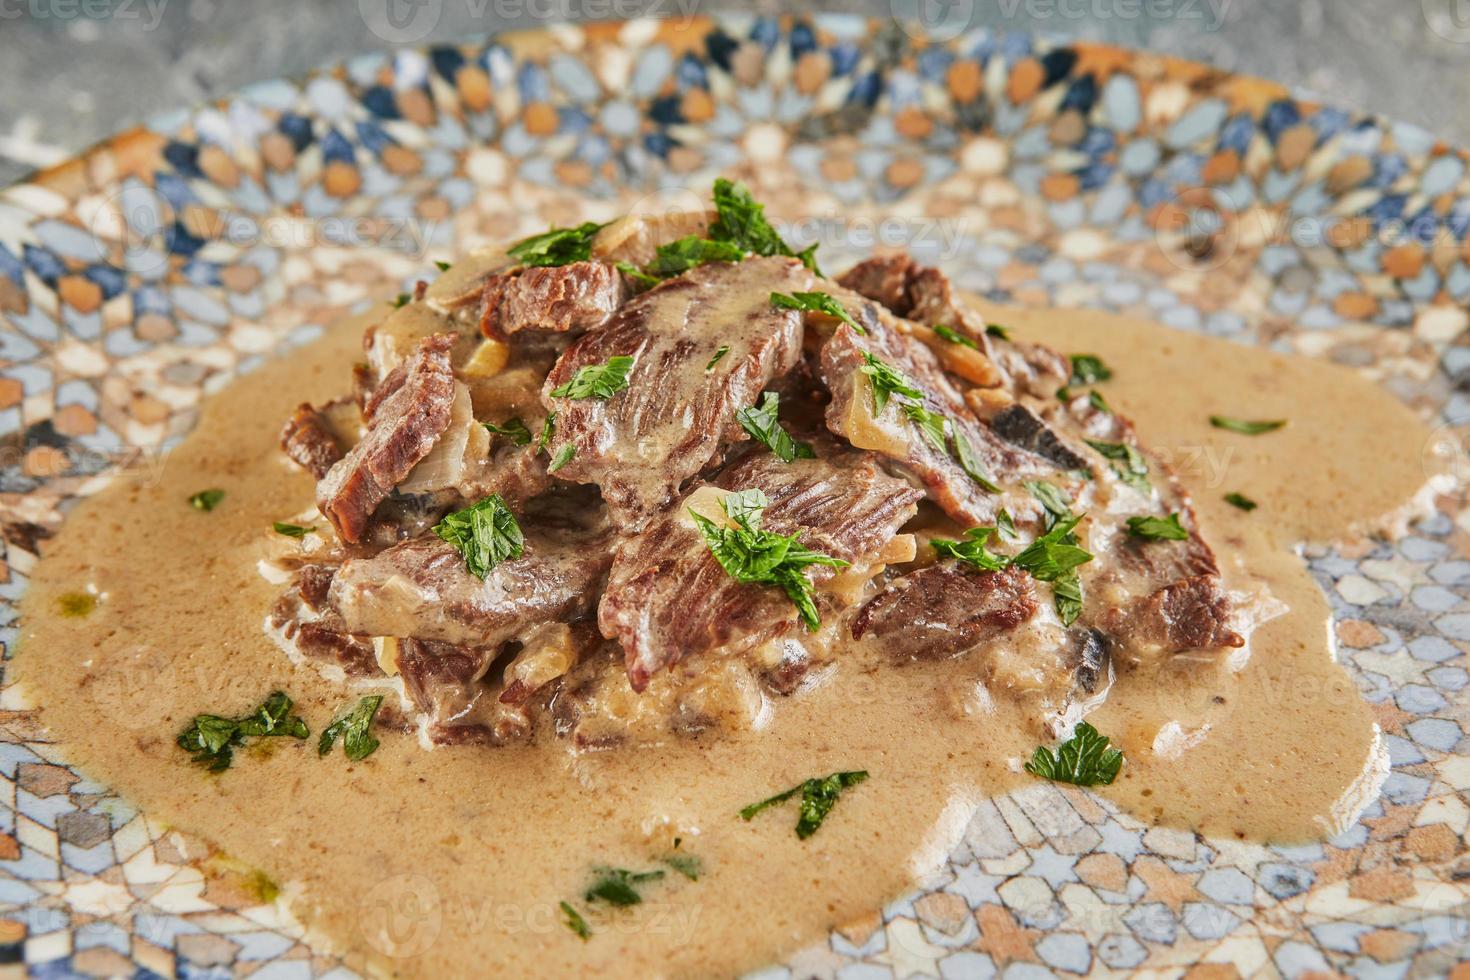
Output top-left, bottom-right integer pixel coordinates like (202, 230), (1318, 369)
(2, 13), (1469, 978)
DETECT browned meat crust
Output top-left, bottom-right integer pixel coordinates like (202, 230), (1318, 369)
(479, 261), (628, 338)
(329, 524), (612, 649)
(600, 445), (923, 691)
(852, 564), (1039, 661)
(279, 403), (345, 479)
(541, 256), (812, 529)
(317, 333), (457, 543)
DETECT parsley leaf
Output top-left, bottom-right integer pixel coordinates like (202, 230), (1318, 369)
(1025, 481), (1074, 524)
(661, 853), (702, 880)
(705, 345), (730, 372)
(615, 261), (660, 288)
(506, 221), (605, 267)
(903, 402), (949, 451)
(177, 691), (309, 772)
(1224, 492), (1258, 512)
(585, 867), (665, 906)
(691, 489), (848, 631)
(996, 508), (1017, 539)
(434, 260), (452, 271)
(1052, 571), (1084, 627)
(770, 291), (863, 334)
(736, 392), (815, 463)
(433, 494), (524, 579)
(1127, 513), (1188, 540)
(1012, 514), (1092, 626)
(537, 412), (556, 452)
(709, 178), (795, 259)
(189, 488), (225, 511)
(934, 324), (979, 350)
(646, 236), (745, 277)
(391, 293), (410, 309)
(953, 431), (1002, 493)
(1024, 721), (1123, 786)
(318, 695), (384, 761)
(549, 355), (635, 400)
(483, 417), (532, 445)
(560, 901), (591, 940)
(1088, 390), (1111, 413)
(986, 323), (1011, 339)
(273, 522), (315, 538)
(858, 351), (923, 415)
(931, 527), (1009, 571)
(739, 770), (868, 839)
(1210, 415), (1286, 435)
(1086, 440), (1150, 494)
(549, 443), (577, 473)
(1069, 354), (1112, 385)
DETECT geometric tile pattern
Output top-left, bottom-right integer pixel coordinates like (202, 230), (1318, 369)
(0, 15), (1467, 977)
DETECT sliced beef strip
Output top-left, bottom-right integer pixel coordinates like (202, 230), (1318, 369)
(819, 309), (1055, 527)
(1097, 525), (1243, 656)
(838, 254), (1068, 396)
(280, 403), (345, 479)
(396, 638), (534, 745)
(851, 564), (1039, 661)
(329, 522), (613, 649)
(317, 333), (457, 543)
(542, 256), (812, 530)
(600, 444), (923, 692)
(990, 404), (1088, 470)
(479, 261), (628, 339)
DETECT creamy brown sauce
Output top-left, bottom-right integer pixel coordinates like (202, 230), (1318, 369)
(13, 305), (1434, 977)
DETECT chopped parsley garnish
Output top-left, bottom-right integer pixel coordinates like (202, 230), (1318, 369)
(736, 392), (815, 463)
(858, 351), (923, 415)
(549, 443), (577, 473)
(1127, 513), (1189, 540)
(690, 489), (847, 631)
(1224, 492), (1258, 512)
(710, 178), (796, 258)
(931, 527), (1009, 571)
(1024, 721), (1123, 786)
(318, 695), (384, 761)
(662, 853), (702, 880)
(1085, 440), (1150, 494)
(1012, 514), (1093, 582)
(705, 345), (731, 372)
(189, 488), (225, 512)
(986, 323), (1010, 340)
(560, 901), (591, 940)
(434, 260), (451, 271)
(1088, 390), (1111, 413)
(615, 261), (660, 288)
(1025, 481), (1074, 524)
(537, 412), (556, 452)
(953, 431), (1002, 493)
(1069, 354), (1112, 385)
(646, 236), (745, 277)
(902, 402), (949, 451)
(934, 324), (979, 349)
(177, 691), (309, 772)
(996, 508), (1017, 539)
(549, 355), (635, 400)
(1210, 415), (1286, 435)
(391, 293), (410, 309)
(483, 417), (533, 445)
(432, 493), (524, 579)
(585, 867), (665, 906)
(273, 522), (315, 538)
(770, 291), (863, 333)
(739, 770), (868, 839)
(506, 221), (605, 267)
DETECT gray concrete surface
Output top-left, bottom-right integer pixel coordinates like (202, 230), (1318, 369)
(1, 0), (1468, 186)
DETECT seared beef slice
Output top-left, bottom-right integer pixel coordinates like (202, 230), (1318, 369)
(600, 447), (922, 691)
(541, 256), (812, 529)
(317, 333), (456, 543)
(853, 564), (1039, 661)
(480, 261), (628, 338)
(280, 403), (345, 479)
(329, 524), (612, 648)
